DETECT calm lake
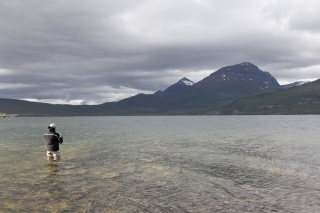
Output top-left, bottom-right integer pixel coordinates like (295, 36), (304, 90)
(0, 116), (320, 212)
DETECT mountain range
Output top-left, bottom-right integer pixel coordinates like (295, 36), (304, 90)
(280, 81), (311, 89)
(0, 62), (318, 116)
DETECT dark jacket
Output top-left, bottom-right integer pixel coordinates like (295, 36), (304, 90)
(45, 129), (63, 151)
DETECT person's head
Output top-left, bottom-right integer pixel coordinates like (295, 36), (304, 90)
(48, 123), (56, 131)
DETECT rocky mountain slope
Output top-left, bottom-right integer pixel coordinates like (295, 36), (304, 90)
(193, 62), (279, 92)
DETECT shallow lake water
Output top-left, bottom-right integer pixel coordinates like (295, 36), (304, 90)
(0, 116), (320, 212)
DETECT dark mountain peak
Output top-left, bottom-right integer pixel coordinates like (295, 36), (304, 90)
(194, 62), (280, 91)
(160, 77), (194, 95)
(213, 62), (263, 77)
(240, 62), (255, 66)
(177, 77), (194, 86)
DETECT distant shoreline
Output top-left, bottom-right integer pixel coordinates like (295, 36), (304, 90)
(0, 113), (18, 118)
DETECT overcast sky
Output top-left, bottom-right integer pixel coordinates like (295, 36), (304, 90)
(0, 0), (319, 105)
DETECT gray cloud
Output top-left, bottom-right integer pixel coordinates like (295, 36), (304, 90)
(0, 0), (319, 104)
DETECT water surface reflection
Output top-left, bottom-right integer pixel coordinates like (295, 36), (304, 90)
(0, 116), (320, 212)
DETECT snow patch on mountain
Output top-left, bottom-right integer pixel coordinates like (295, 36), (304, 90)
(181, 78), (194, 86)
(281, 81), (311, 89)
(240, 62), (254, 66)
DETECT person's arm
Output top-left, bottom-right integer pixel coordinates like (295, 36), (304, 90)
(58, 133), (63, 144)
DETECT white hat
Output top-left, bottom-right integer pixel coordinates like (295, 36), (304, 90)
(48, 123), (56, 128)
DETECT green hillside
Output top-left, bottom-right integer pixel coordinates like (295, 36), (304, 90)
(218, 79), (320, 115)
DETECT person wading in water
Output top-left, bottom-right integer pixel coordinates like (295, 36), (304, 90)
(45, 123), (63, 161)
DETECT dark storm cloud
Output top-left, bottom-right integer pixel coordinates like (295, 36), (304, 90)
(0, 0), (319, 104)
